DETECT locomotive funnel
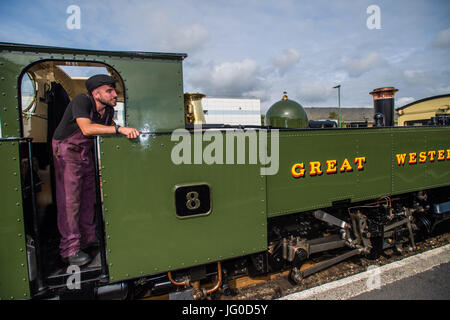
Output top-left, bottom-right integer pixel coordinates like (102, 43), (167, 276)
(369, 87), (398, 127)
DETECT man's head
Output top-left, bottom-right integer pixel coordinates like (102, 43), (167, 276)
(86, 74), (118, 107)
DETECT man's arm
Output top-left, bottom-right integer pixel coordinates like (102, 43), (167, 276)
(76, 118), (140, 139)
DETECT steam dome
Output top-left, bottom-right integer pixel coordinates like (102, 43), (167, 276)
(265, 92), (309, 129)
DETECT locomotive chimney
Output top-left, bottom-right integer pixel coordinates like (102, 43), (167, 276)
(369, 87), (398, 127)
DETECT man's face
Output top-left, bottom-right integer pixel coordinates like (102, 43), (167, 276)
(92, 84), (118, 107)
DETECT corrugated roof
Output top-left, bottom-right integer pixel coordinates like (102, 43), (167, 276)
(304, 107), (380, 122)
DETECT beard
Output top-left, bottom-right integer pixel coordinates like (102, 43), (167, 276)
(99, 96), (117, 107)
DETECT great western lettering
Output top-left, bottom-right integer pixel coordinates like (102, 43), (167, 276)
(291, 157), (366, 178)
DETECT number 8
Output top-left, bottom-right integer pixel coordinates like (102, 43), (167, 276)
(186, 191), (201, 210)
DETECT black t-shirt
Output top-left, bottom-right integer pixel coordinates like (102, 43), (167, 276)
(53, 94), (114, 140)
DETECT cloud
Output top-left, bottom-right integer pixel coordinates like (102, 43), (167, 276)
(345, 53), (387, 77)
(159, 24), (210, 52)
(189, 59), (266, 97)
(425, 85), (450, 96)
(272, 48), (300, 75)
(396, 97), (415, 107)
(433, 27), (450, 48)
(110, 3), (211, 53)
(297, 80), (335, 103)
(403, 69), (430, 85)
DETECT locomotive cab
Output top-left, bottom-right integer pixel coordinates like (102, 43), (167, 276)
(18, 60), (126, 295)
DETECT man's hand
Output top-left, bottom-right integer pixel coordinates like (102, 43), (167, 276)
(118, 126), (140, 139)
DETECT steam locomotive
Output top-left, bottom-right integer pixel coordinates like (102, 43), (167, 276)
(0, 42), (449, 300)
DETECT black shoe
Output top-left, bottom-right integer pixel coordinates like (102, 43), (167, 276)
(81, 240), (99, 251)
(65, 250), (92, 267)
(81, 241), (100, 257)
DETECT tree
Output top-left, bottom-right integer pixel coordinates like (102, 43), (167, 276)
(328, 111), (338, 120)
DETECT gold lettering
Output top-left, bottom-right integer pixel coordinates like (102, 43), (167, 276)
(354, 157), (366, 170)
(428, 150), (436, 162)
(408, 153), (417, 164)
(309, 161), (323, 176)
(418, 151), (427, 163)
(396, 153), (407, 165)
(291, 163), (305, 178)
(326, 160), (337, 174)
(339, 158), (353, 172)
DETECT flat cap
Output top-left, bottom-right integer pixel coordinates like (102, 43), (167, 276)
(85, 74), (118, 92)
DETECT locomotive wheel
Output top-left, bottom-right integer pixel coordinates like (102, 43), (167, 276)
(288, 267), (303, 285)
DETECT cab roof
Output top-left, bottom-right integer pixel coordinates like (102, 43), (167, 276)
(0, 42), (187, 60)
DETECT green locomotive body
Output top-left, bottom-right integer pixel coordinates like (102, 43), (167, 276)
(0, 43), (449, 299)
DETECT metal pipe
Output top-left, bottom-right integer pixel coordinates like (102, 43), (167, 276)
(206, 261), (222, 295)
(167, 261), (222, 296)
(167, 271), (186, 286)
(26, 138), (44, 292)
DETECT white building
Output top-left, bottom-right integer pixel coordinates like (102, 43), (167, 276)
(201, 98), (261, 126)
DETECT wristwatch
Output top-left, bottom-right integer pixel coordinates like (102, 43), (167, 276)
(115, 125), (121, 134)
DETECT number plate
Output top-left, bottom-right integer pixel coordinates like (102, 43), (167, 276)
(174, 184), (211, 218)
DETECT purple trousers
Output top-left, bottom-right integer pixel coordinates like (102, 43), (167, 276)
(52, 129), (96, 258)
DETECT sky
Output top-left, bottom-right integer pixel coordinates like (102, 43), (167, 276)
(0, 0), (449, 113)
